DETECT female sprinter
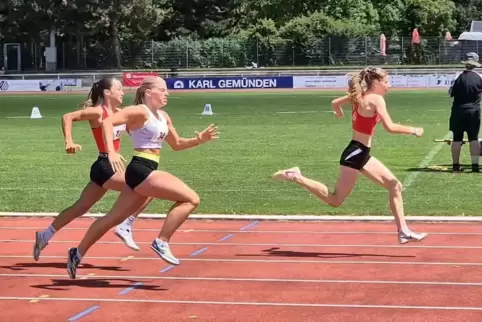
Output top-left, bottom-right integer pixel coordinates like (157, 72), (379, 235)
(66, 76), (219, 279)
(272, 67), (428, 244)
(33, 78), (151, 261)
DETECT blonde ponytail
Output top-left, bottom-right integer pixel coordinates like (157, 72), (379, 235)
(347, 67), (387, 107)
(348, 72), (366, 108)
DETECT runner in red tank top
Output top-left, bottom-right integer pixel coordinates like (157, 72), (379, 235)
(273, 67), (427, 244)
(33, 78), (152, 261)
(91, 104), (122, 153)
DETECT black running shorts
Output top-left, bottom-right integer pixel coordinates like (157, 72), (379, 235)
(90, 153), (116, 187)
(125, 156), (159, 190)
(339, 140), (371, 170)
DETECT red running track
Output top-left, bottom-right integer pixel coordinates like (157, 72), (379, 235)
(1, 217), (482, 321)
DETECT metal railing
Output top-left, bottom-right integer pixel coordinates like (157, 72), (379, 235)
(0, 67), (464, 90)
(0, 36), (474, 71)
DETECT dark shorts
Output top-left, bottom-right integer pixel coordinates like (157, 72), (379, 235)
(125, 156), (159, 190)
(450, 108), (481, 141)
(90, 153), (115, 187)
(339, 140), (371, 170)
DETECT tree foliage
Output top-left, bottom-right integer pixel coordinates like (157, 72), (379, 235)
(0, 0), (474, 68)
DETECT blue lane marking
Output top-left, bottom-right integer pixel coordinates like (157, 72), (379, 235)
(239, 221), (259, 231)
(119, 282), (143, 295)
(190, 247), (208, 256)
(160, 265), (175, 273)
(160, 221), (260, 273)
(67, 305), (100, 321)
(218, 233), (234, 242)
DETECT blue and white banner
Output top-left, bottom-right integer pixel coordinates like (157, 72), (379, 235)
(293, 75), (349, 89)
(292, 74), (458, 89)
(167, 76), (293, 90)
(0, 79), (82, 92)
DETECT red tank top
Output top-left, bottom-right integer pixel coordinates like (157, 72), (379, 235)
(91, 105), (121, 153)
(352, 105), (380, 135)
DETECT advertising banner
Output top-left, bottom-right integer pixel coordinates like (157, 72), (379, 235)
(166, 76), (294, 90)
(0, 79), (82, 92)
(293, 76), (348, 89)
(426, 74), (457, 87)
(122, 72), (159, 87)
(293, 74), (457, 89)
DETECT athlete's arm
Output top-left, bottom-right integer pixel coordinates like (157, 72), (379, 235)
(162, 111), (219, 151)
(101, 105), (147, 153)
(331, 95), (351, 109)
(61, 107), (102, 145)
(331, 95), (351, 118)
(101, 105), (147, 172)
(375, 96), (423, 136)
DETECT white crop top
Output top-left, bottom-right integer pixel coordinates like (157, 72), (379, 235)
(129, 105), (169, 149)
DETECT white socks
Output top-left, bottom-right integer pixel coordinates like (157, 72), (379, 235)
(118, 216), (136, 231)
(40, 225), (57, 243)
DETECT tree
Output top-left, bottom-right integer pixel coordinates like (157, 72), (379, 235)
(404, 0), (456, 36)
(454, 0), (482, 33)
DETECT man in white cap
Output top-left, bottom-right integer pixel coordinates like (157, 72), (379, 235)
(448, 52), (482, 172)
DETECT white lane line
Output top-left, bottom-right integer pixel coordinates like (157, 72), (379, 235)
(1, 273), (482, 287)
(0, 255), (481, 266)
(2, 227), (482, 235)
(0, 296), (482, 310)
(1, 239), (481, 249)
(3, 212), (482, 222)
(402, 131), (451, 190)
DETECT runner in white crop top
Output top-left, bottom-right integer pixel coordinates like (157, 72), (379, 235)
(128, 104), (169, 150)
(67, 76), (219, 279)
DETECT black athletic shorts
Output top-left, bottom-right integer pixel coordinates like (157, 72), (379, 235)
(339, 140), (371, 170)
(90, 153), (115, 187)
(449, 108), (481, 142)
(125, 156), (159, 190)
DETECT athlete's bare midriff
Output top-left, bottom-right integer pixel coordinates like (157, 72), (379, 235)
(352, 130), (373, 148)
(134, 148), (161, 156)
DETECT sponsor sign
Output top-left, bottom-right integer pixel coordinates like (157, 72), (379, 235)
(122, 72), (159, 86)
(0, 79), (82, 92)
(166, 76), (293, 90)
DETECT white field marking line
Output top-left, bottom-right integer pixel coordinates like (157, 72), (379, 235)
(2, 239), (482, 249)
(1, 254), (481, 266)
(402, 131), (451, 191)
(3, 273), (482, 287)
(2, 212), (482, 222)
(3, 226), (482, 235)
(275, 110), (333, 114)
(4, 116), (58, 119)
(0, 296), (482, 311)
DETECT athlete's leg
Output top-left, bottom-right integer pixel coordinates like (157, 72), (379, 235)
(67, 186), (148, 279)
(101, 171), (143, 250)
(272, 166), (358, 207)
(134, 170), (200, 265)
(33, 181), (107, 261)
(37, 163), (124, 247)
(67, 170), (198, 278)
(360, 157), (427, 243)
(114, 197), (153, 251)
